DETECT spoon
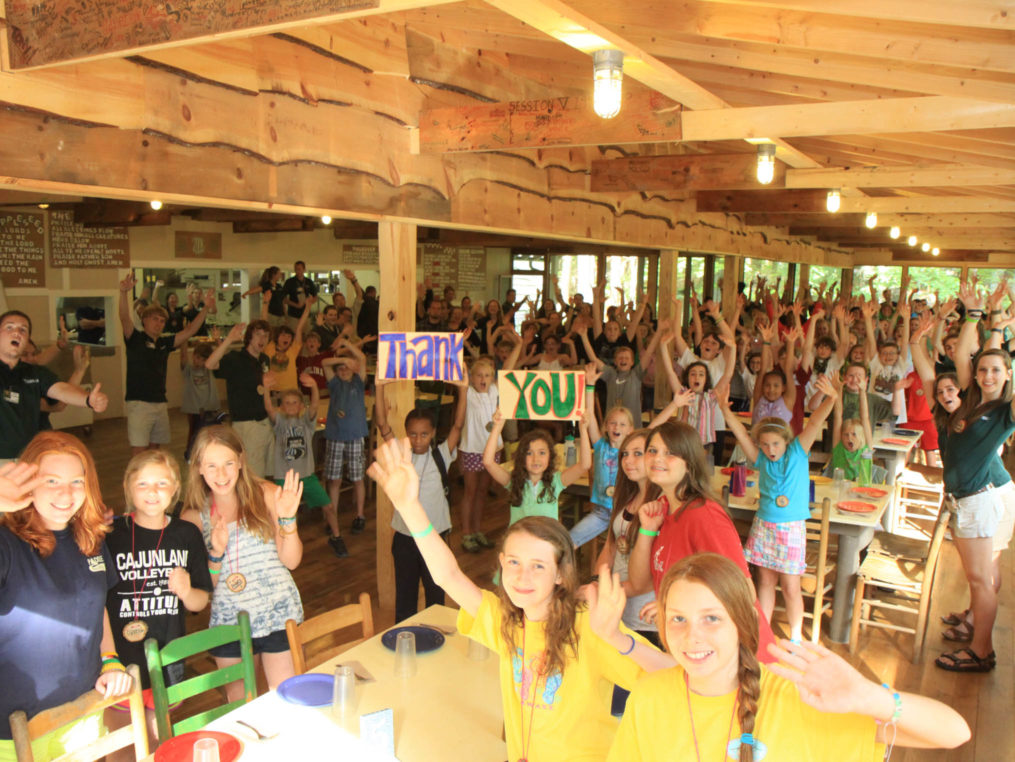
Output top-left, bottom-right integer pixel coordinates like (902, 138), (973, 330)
(236, 719), (279, 740)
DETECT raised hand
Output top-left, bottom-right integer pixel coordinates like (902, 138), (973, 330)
(672, 387), (695, 409)
(767, 639), (880, 716)
(637, 499), (667, 532)
(226, 323), (246, 344)
(119, 273), (136, 293)
(87, 383), (108, 413)
(0, 462), (42, 513)
(587, 564), (626, 641)
(958, 279), (983, 311)
(367, 438), (420, 512)
(584, 361), (600, 386)
(298, 372), (315, 388)
(274, 468), (303, 519)
(210, 514), (229, 556)
(638, 599), (658, 625)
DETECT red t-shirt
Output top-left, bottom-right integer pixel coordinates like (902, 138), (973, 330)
(649, 496), (778, 663)
(296, 350), (333, 393)
(904, 370), (932, 422)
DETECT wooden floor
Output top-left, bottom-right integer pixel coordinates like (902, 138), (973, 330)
(78, 411), (1012, 761)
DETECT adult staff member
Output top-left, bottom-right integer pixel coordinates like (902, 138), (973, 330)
(119, 274), (213, 455)
(283, 261), (318, 328)
(206, 321), (275, 478)
(0, 310), (107, 460)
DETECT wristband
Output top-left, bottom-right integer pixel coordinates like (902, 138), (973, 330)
(618, 633), (636, 656)
(208, 551), (225, 564)
(209, 568), (221, 575)
(585, 384), (595, 392)
(101, 652), (118, 660)
(638, 527), (660, 537)
(85, 394), (93, 410)
(880, 683), (902, 723)
(967, 309), (984, 318)
(277, 516), (296, 526)
(991, 328), (1004, 333)
(965, 316), (979, 323)
(100, 660), (124, 675)
(411, 523), (434, 539)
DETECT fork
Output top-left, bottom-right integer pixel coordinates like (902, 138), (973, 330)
(415, 622), (456, 636)
(236, 719), (279, 740)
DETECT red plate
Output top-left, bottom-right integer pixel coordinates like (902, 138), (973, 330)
(155, 731), (243, 762)
(721, 467), (756, 476)
(852, 487), (888, 498)
(837, 501), (877, 514)
(881, 437), (911, 446)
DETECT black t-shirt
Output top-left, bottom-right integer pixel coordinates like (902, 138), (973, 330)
(0, 361), (59, 458)
(181, 305), (209, 337)
(215, 349), (270, 421)
(357, 298), (379, 340)
(165, 308), (186, 334)
(415, 316), (446, 332)
(314, 324), (340, 349)
(284, 276), (319, 318)
(124, 330), (176, 403)
(105, 516), (212, 689)
(0, 528), (116, 739)
(593, 333), (632, 365)
(75, 305), (106, 345)
(261, 280), (287, 317)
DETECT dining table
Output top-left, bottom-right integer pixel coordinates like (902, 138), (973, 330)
(191, 605), (506, 762)
(710, 467), (891, 644)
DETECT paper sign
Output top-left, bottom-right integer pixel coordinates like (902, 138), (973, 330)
(498, 370), (586, 421)
(376, 332), (465, 382)
(360, 708), (395, 756)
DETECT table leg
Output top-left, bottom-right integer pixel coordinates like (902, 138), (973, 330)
(881, 451), (904, 533)
(829, 528), (874, 643)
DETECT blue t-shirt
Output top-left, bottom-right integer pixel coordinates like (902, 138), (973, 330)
(753, 438), (810, 523)
(0, 528), (116, 739)
(590, 438), (619, 509)
(324, 374), (368, 441)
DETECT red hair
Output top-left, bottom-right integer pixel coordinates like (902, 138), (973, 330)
(1, 431), (108, 557)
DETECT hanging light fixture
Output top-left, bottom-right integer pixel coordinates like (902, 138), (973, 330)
(321, 215), (332, 225)
(864, 211), (877, 229)
(825, 189), (841, 213)
(907, 235), (918, 247)
(755, 144), (776, 185)
(921, 242), (931, 252)
(592, 50), (624, 119)
(932, 247), (940, 256)
(150, 200), (163, 211)
(889, 226), (900, 239)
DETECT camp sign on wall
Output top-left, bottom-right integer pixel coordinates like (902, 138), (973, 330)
(499, 370), (586, 421)
(377, 332), (466, 382)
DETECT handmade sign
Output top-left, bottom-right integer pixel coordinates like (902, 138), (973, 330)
(377, 332), (465, 382)
(498, 370), (586, 421)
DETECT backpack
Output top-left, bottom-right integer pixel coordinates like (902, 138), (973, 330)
(430, 441), (452, 500)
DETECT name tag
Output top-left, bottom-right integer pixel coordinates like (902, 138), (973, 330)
(3, 389), (20, 404)
(87, 555), (107, 573)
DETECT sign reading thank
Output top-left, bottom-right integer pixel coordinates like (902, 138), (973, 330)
(498, 370), (586, 421)
(377, 332), (465, 382)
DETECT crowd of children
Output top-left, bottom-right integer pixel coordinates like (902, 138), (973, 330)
(2, 268), (1013, 760)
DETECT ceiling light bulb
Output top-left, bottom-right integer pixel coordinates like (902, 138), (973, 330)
(889, 226), (900, 239)
(907, 235), (918, 247)
(150, 200), (163, 210)
(921, 242), (930, 252)
(321, 215), (332, 225)
(825, 190), (841, 213)
(592, 49), (624, 119)
(756, 144), (776, 185)
(864, 211), (877, 229)
(932, 247), (940, 256)
(37, 203), (49, 210)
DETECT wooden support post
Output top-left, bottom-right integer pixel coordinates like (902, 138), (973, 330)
(841, 268), (854, 297)
(703, 255), (715, 303)
(721, 254), (740, 321)
(798, 264), (810, 300)
(375, 221), (417, 613)
(655, 250), (678, 409)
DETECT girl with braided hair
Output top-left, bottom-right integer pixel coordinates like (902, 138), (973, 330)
(607, 553), (970, 761)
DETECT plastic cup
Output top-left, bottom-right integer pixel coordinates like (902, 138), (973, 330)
(333, 665), (358, 719)
(467, 637), (490, 661)
(394, 631), (417, 677)
(193, 738), (220, 762)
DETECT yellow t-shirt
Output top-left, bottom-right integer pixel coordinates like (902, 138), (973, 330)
(266, 340), (302, 393)
(458, 589), (646, 762)
(607, 666), (885, 762)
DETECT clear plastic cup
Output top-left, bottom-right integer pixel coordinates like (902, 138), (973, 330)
(333, 665), (358, 719)
(193, 738), (220, 762)
(394, 631), (417, 677)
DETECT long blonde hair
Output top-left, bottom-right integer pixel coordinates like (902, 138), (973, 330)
(184, 425), (273, 541)
(496, 517), (581, 681)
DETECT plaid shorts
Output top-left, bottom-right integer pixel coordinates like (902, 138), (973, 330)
(744, 516), (807, 575)
(324, 438), (365, 481)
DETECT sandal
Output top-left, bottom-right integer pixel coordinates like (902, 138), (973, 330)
(942, 622), (974, 642)
(940, 609), (970, 627)
(935, 648), (995, 673)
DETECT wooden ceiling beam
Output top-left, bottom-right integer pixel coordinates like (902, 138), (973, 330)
(73, 199), (170, 226)
(696, 190), (829, 213)
(838, 197), (1015, 214)
(2, 0), (458, 70)
(746, 213), (1015, 228)
(785, 164), (1015, 189)
(699, 192), (1015, 214)
(590, 153), (782, 191)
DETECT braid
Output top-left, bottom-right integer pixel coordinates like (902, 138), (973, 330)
(737, 643), (761, 762)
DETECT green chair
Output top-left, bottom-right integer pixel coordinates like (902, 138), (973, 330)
(144, 610), (257, 740)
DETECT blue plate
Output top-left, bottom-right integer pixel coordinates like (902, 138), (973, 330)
(381, 625), (445, 653)
(277, 673), (334, 706)
(893, 427), (921, 436)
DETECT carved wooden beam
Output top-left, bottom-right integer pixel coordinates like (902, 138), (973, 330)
(590, 153), (784, 192)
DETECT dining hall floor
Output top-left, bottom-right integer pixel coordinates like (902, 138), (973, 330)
(79, 410), (1012, 762)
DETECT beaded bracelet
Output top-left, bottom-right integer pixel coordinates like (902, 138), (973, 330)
(618, 634), (636, 656)
(880, 683), (902, 723)
(411, 523), (434, 539)
(101, 651), (118, 661)
(638, 527), (660, 537)
(208, 552), (225, 564)
(100, 659), (124, 675)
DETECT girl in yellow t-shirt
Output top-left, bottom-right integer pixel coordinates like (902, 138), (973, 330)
(608, 553), (970, 762)
(369, 438), (675, 762)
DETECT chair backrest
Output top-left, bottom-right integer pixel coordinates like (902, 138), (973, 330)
(921, 500), (954, 588)
(9, 664), (149, 762)
(145, 610), (257, 740)
(805, 498), (833, 578)
(286, 592), (375, 675)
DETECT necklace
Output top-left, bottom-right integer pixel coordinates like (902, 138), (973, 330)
(517, 619), (540, 762)
(684, 672), (738, 762)
(123, 514), (168, 642)
(616, 502), (635, 554)
(213, 499), (247, 593)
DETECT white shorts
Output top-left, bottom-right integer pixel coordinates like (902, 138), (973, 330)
(953, 481), (1015, 552)
(125, 400), (170, 448)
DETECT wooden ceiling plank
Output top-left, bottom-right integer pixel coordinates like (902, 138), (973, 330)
(590, 153), (785, 192)
(703, 192), (1015, 214)
(746, 213), (1015, 228)
(689, 1), (1015, 31)
(683, 96), (1015, 142)
(785, 164), (1015, 189)
(792, 135), (1015, 171)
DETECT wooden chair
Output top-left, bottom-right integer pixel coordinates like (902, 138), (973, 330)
(9, 664), (148, 762)
(892, 463), (945, 539)
(145, 610), (257, 740)
(286, 592), (375, 674)
(798, 497), (835, 643)
(848, 501), (951, 662)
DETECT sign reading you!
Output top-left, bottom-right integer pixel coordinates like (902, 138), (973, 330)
(377, 332), (465, 382)
(498, 370), (586, 421)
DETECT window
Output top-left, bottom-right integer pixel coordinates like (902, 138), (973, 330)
(743, 258), (790, 297)
(807, 264), (842, 294)
(971, 268), (1010, 294)
(549, 254), (597, 311)
(511, 252), (547, 319)
(603, 256), (642, 312)
(906, 266), (962, 302)
(852, 266), (903, 298)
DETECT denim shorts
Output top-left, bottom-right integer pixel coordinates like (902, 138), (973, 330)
(208, 627), (290, 658)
